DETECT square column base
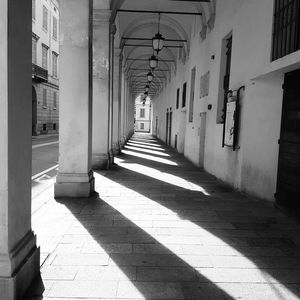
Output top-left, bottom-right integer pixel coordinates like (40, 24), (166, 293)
(92, 153), (109, 170)
(55, 170), (95, 198)
(0, 244), (40, 300)
(112, 142), (121, 156)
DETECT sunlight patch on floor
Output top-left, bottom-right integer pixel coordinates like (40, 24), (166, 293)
(124, 145), (170, 157)
(127, 141), (166, 152)
(121, 150), (178, 166)
(115, 159), (210, 196)
(129, 140), (162, 148)
(93, 171), (299, 300)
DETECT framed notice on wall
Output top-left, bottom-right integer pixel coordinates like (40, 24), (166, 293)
(222, 86), (244, 151)
(224, 101), (236, 147)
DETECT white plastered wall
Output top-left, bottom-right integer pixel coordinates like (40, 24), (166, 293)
(152, 0), (300, 201)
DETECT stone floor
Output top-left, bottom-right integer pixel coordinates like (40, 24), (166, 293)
(25, 133), (300, 299)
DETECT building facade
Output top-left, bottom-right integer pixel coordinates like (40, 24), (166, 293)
(32, 0), (59, 135)
(135, 97), (152, 133)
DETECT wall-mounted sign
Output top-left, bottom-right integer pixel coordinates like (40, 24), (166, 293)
(224, 101), (236, 147)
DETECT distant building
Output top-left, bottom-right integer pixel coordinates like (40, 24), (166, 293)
(32, 0), (59, 135)
(134, 97), (152, 133)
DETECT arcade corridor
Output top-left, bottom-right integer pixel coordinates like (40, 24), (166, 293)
(25, 134), (300, 299)
(1, 0), (300, 298)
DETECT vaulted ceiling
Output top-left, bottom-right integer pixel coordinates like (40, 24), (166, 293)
(111, 0), (215, 100)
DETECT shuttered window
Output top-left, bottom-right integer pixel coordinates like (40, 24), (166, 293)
(182, 82), (187, 108)
(272, 0), (300, 60)
(42, 45), (48, 69)
(52, 52), (58, 77)
(53, 91), (57, 108)
(43, 89), (47, 107)
(53, 17), (58, 40)
(32, 37), (37, 64)
(43, 6), (48, 31)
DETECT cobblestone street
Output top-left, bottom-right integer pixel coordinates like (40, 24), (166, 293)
(27, 134), (300, 299)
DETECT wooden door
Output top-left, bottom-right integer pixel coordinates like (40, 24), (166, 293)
(166, 110), (169, 144)
(276, 69), (300, 208)
(168, 110), (172, 145)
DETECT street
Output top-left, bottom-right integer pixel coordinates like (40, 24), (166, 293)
(32, 135), (59, 212)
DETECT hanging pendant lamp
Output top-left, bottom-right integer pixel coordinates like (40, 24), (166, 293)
(152, 13), (165, 54)
(149, 55), (158, 70)
(147, 71), (154, 83)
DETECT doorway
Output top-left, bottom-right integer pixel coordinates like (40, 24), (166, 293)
(168, 108), (172, 145)
(276, 69), (300, 208)
(199, 112), (207, 167)
(165, 109), (169, 144)
(178, 110), (186, 153)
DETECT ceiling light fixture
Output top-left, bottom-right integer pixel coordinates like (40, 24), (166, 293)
(147, 71), (154, 82)
(149, 55), (158, 70)
(152, 13), (165, 54)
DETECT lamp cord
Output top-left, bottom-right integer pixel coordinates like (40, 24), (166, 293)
(158, 13), (161, 33)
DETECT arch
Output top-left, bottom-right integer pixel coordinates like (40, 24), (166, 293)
(125, 49), (177, 70)
(120, 14), (190, 55)
(126, 60), (171, 79)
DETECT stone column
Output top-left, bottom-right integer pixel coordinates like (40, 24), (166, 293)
(92, 9), (110, 169)
(122, 75), (129, 144)
(55, 0), (95, 198)
(108, 23), (117, 165)
(112, 48), (122, 155)
(0, 1), (40, 299)
(119, 67), (125, 148)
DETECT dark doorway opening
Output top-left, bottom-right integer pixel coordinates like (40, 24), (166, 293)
(276, 69), (300, 210)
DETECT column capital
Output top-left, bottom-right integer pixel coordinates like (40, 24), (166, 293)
(110, 22), (117, 35)
(93, 9), (111, 26)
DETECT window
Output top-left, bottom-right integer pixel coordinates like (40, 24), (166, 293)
(42, 45), (48, 69)
(43, 89), (47, 107)
(52, 52), (58, 77)
(43, 124), (47, 131)
(53, 91), (57, 108)
(140, 123), (144, 130)
(43, 6), (48, 31)
(176, 88), (180, 109)
(32, 37), (37, 64)
(217, 34), (232, 123)
(140, 108), (145, 118)
(189, 67), (196, 122)
(182, 82), (187, 108)
(272, 0), (300, 61)
(32, 0), (36, 20)
(53, 123), (57, 130)
(53, 17), (58, 41)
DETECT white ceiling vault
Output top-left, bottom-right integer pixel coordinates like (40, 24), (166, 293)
(110, 0), (216, 99)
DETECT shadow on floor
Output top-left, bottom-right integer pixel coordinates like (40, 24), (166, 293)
(25, 134), (300, 299)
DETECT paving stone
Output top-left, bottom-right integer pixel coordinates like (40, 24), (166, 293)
(52, 254), (109, 266)
(47, 281), (118, 298)
(75, 266), (136, 281)
(196, 268), (300, 283)
(81, 243), (132, 254)
(117, 281), (184, 299)
(136, 267), (197, 282)
(41, 266), (78, 280)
